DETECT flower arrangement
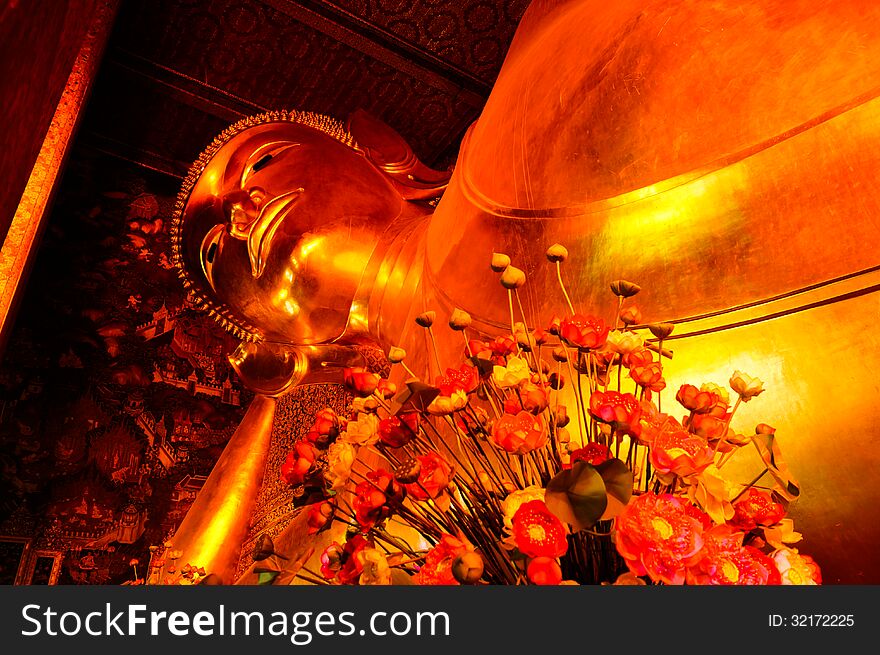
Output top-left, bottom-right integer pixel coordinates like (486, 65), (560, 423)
(275, 245), (820, 586)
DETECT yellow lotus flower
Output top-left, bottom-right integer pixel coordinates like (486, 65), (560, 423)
(605, 330), (644, 354)
(700, 382), (731, 405)
(427, 388), (468, 415)
(324, 441), (356, 491)
(729, 370), (765, 402)
(359, 548), (392, 585)
(341, 412), (379, 445)
(492, 355), (530, 388)
(687, 465), (734, 524)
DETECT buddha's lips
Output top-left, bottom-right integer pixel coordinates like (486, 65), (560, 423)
(247, 188), (304, 279)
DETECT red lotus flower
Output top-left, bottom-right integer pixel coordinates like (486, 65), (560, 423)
(353, 470), (403, 528)
(527, 556), (563, 585)
(437, 364), (480, 395)
(559, 314), (609, 350)
(489, 335), (518, 356)
(649, 429), (714, 479)
(589, 390), (641, 437)
(630, 362), (666, 392)
(304, 407), (341, 446)
(687, 411), (730, 442)
(675, 384), (721, 414)
(570, 442), (612, 466)
(614, 493), (705, 585)
(404, 452), (453, 501)
(512, 500), (568, 558)
(416, 535), (473, 585)
(280, 441), (318, 485)
(307, 501), (335, 535)
(378, 412), (419, 448)
(687, 526), (780, 585)
(321, 535), (370, 584)
(490, 411), (548, 454)
(729, 488), (786, 532)
(343, 367), (380, 397)
(519, 381), (549, 414)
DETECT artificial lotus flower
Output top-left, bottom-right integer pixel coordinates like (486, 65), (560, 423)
(588, 390), (642, 438)
(688, 465), (736, 524)
(700, 381), (731, 405)
(490, 411), (548, 454)
(649, 429), (714, 481)
(353, 469), (403, 528)
(304, 407), (342, 447)
(350, 396), (379, 414)
(518, 381), (549, 414)
(622, 345), (653, 369)
(630, 361), (666, 392)
(337, 536), (371, 584)
(729, 488), (786, 532)
(569, 442), (612, 466)
(558, 314), (609, 350)
(376, 378), (397, 399)
(729, 370), (765, 402)
(675, 384), (721, 414)
(306, 501), (335, 535)
(605, 329), (644, 354)
(492, 355), (531, 388)
(772, 548), (822, 585)
(501, 486), (546, 530)
(343, 367), (380, 397)
(404, 452), (453, 501)
(451, 551), (484, 584)
(427, 388), (468, 415)
(324, 440), (356, 491)
(416, 535), (475, 585)
(527, 556), (563, 585)
(280, 441), (318, 486)
(614, 493), (706, 585)
(762, 518), (803, 550)
(378, 412), (419, 448)
(618, 305), (642, 326)
(687, 526), (781, 585)
(438, 363), (480, 395)
(511, 500), (568, 558)
(341, 412), (380, 446)
(359, 548), (392, 585)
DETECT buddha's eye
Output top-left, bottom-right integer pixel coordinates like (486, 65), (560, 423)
(251, 154), (273, 172)
(200, 223), (226, 290)
(240, 141), (300, 188)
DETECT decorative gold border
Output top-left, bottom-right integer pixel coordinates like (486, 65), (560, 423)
(169, 110), (358, 343)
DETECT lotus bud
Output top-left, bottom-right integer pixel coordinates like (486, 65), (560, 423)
(556, 427), (571, 445)
(500, 265), (526, 289)
(610, 279), (641, 298)
(648, 322), (675, 340)
(388, 346), (406, 363)
(552, 347), (568, 362)
(548, 372), (565, 390)
(452, 552), (484, 584)
(449, 308), (472, 330)
(554, 405), (570, 428)
(490, 252), (511, 272)
(619, 305), (642, 326)
(252, 534), (276, 561)
(415, 311), (436, 328)
(545, 243), (569, 263)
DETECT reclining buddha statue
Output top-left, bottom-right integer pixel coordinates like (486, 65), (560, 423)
(167, 0), (880, 584)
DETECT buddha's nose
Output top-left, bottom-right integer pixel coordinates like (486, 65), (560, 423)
(222, 190), (261, 238)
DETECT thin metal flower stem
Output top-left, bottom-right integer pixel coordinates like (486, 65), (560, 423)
(556, 261), (576, 315)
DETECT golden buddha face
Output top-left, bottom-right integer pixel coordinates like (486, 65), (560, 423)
(171, 112), (412, 345)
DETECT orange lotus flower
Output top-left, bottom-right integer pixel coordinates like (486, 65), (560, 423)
(416, 535), (474, 585)
(512, 500), (568, 558)
(378, 412), (419, 448)
(353, 470), (403, 528)
(687, 526), (781, 585)
(630, 361), (666, 392)
(614, 493), (705, 585)
(730, 488), (786, 532)
(490, 411), (548, 454)
(649, 429), (714, 480)
(404, 452), (453, 501)
(527, 556), (563, 585)
(622, 346), (653, 369)
(589, 390), (642, 437)
(321, 535), (370, 584)
(343, 367), (380, 397)
(773, 548), (822, 585)
(280, 441), (318, 486)
(675, 384), (721, 414)
(559, 314), (609, 350)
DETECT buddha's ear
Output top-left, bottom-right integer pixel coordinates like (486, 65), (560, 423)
(346, 109), (452, 201)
